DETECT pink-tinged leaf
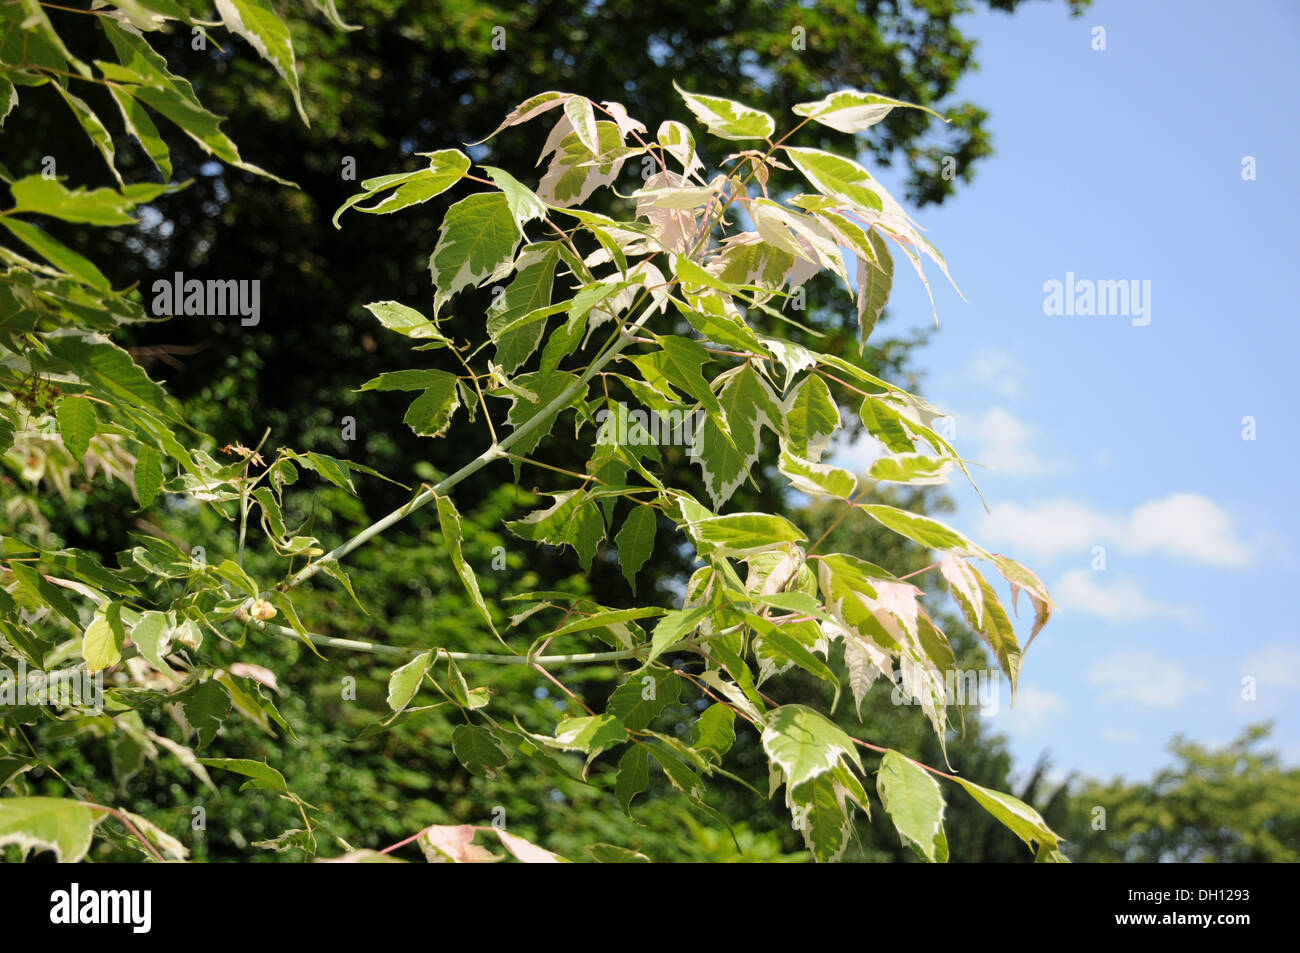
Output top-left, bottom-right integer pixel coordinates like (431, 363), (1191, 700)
(939, 554), (984, 631)
(600, 100), (648, 139)
(993, 554), (1054, 649)
(564, 97), (601, 154)
(494, 828), (567, 863)
(469, 90), (572, 145)
(418, 825), (500, 863)
(229, 662), (279, 693)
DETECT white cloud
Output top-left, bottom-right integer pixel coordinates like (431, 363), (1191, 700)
(1015, 686), (1068, 720)
(980, 500), (1106, 560)
(980, 493), (1254, 568)
(966, 348), (1022, 399)
(1088, 650), (1210, 708)
(967, 407), (1063, 477)
(998, 685), (1067, 735)
(1101, 726), (1140, 744)
(1241, 645), (1300, 691)
(1053, 569), (1194, 624)
(1128, 494), (1253, 568)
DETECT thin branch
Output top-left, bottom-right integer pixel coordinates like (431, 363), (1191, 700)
(258, 620), (649, 666)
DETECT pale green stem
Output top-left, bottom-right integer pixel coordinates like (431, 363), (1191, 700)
(259, 620), (659, 666)
(284, 313), (653, 591)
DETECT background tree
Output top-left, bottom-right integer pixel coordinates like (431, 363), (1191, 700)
(1063, 724), (1300, 863)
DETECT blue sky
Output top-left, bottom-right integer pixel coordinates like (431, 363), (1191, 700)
(835, 0), (1300, 783)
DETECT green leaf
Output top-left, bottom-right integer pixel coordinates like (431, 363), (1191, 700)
(41, 336), (172, 417)
(435, 494), (499, 640)
(108, 85), (172, 180)
(787, 771), (857, 863)
(689, 363), (781, 509)
(647, 606), (711, 663)
(487, 243), (560, 373)
(481, 165), (547, 229)
(783, 373), (840, 462)
(502, 370), (582, 464)
(0, 219), (110, 290)
(778, 449), (856, 500)
(429, 192), (521, 316)
(688, 512), (806, 558)
(306, 0), (360, 31)
(198, 757), (288, 792)
(953, 776), (1064, 858)
(607, 670), (680, 731)
(615, 744), (650, 818)
(55, 394), (95, 462)
(0, 797), (100, 862)
(82, 609), (123, 674)
(214, 558), (258, 597)
(793, 89), (944, 133)
(550, 714), (627, 756)
(969, 565), (1022, 698)
(868, 452), (954, 485)
(472, 90), (573, 145)
(691, 704), (736, 761)
(537, 121), (630, 207)
(9, 562), (79, 626)
(877, 750), (949, 862)
(451, 725), (511, 779)
(855, 229), (893, 345)
(991, 553), (1054, 647)
(0, 76), (15, 127)
(637, 334), (722, 419)
(403, 372), (461, 438)
(179, 679), (231, 749)
(387, 651), (432, 713)
(362, 300), (451, 341)
(674, 83), (775, 140)
(783, 146), (883, 213)
(761, 704), (861, 788)
(938, 554), (984, 630)
(614, 505), (656, 592)
(587, 843), (650, 863)
(134, 442), (163, 507)
(859, 503), (984, 555)
(334, 149), (469, 226)
(358, 369), (451, 392)
(746, 613), (838, 689)
(130, 610), (176, 678)
(214, 0), (307, 124)
(564, 96), (601, 154)
(7, 176), (142, 226)
(96, 21), (288, 183)
(505, 489), (605, 572)
(52, 85), (121, 185)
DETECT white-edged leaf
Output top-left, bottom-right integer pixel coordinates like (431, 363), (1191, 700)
(0, 797), (101, 863)
(435, 494), (500, 640)
(387, 651), (432, 712)
(215, 0), (307, 124)
(673, 83), (775, 141)
(877, 749), (948, 862)
(793, 88), (945, 133)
